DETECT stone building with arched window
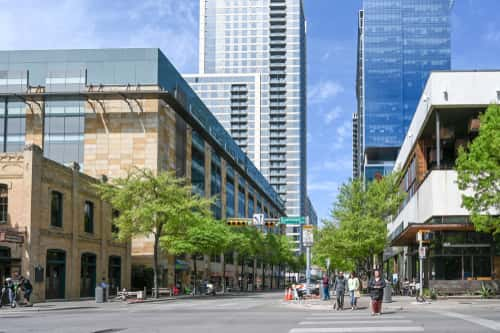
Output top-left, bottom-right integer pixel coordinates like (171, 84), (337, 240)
(0, 145), (131, 302)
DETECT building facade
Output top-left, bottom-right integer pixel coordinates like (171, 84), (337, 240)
(355, 0), (452, 181)
(0, 48), (285, 294)
(387, 71), (500, 293)
(0, 146), (131, 302)
(194, 0), (307, 218)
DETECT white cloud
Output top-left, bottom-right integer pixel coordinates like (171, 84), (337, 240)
(308, 180), (339, 191)
(324, 106), (342, 124)
(308, 80), (344, 103)
(0, 0), (199, 72)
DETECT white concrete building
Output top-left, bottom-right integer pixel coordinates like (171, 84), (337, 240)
(386, 71), (500, 293)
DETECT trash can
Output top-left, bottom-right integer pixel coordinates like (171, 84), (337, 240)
(95, 286), (104, 303)
(383, 283), (392, 303)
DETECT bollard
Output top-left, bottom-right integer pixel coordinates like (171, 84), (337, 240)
(383, 282), (392, 303)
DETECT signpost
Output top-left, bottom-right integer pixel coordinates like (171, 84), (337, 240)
(416, 230), (432, 300)
(303, 218), (313, 295)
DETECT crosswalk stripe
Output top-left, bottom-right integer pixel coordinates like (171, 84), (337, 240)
(289, 327), (424, 333)
(437, 311), (500, 331)
(305, 315), (406, 320)
(299, 320), (413, 325)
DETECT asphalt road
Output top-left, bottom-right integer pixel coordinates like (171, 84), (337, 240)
(0, 293), (500, 333)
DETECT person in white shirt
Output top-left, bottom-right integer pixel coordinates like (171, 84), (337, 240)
(347, 271), (361, 310)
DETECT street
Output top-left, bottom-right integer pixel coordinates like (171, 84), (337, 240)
(1, 293), (500, 333)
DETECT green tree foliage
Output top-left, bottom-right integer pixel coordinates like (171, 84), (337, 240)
(314, 173), (405, 272)
(456, 105), (500, 235)
(162, 218), (230, 294)
(96, 169), (213, 297)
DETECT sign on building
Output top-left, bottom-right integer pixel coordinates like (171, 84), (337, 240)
(253, 214), (265, 226)
(303, 225), (314, 247)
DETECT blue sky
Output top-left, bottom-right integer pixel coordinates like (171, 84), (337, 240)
(1, 0), (499, 221)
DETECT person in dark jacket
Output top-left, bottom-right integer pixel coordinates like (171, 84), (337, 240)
(368, 269), (386, 316)
(333, 271), (346, 311)
(19, 276), (33, 307)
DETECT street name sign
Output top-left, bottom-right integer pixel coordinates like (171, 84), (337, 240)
(279, 216), (305, 225)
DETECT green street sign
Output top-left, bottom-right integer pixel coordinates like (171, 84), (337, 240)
(279, 216), (305, 225)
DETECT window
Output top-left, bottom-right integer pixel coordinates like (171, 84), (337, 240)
(111, 209), (120, 236)
(84, 201), (94, 234)
(50, 191), (63, 227)
(0, 184), (7, 224)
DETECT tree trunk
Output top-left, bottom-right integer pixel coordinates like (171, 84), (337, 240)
(252, 258), (256, 292)
(240, 256), (244, 292)
(153, 232), (160, 299)
(193, 255), (198, 295)
(222, 252), (226, 294)
(270, 264), (274, 289)
(262, 262), (265, 290)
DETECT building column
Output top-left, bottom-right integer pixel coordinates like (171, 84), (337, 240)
(221, 160), (227, 220)
(436, 111), (441, 169)
(69, 162), (81, 299)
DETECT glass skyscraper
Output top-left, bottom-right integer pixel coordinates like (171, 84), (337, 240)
(354, 0), (452, 180)
(190, 0), (307, 218)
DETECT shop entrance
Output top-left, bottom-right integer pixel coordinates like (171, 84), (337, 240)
(0, 247), (11, 283)
(80, 253), (96, 298)
(46, 249), (66, 299)
(108, 256), (121, 295)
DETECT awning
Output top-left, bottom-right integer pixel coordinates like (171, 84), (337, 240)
(175, 259), (190, 271)
(390, 223), (475, 246)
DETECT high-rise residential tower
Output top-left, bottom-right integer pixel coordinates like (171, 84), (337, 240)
(354, 0), (452, 181)
(187, 0), (307, 219)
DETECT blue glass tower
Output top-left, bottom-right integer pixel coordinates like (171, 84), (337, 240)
(354, 0), (452, 180)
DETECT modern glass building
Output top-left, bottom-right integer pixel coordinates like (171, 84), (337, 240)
(354, 0), (452, 181)
(192, 0), (308, 219)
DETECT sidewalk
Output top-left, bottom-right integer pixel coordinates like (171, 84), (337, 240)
(282, 295), (500, 312)
(0, 290), (265, 313)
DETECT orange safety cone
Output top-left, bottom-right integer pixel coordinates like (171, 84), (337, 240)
(284, 288), (288, 300)
(287, 288), (293, 301)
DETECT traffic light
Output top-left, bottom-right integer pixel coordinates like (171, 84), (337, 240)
(264, 221), (276, 227)
(227, 218), (250, 227)
(417, 230), (434, 243)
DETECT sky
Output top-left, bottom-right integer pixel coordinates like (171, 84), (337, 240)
(1, 0), (500, 222)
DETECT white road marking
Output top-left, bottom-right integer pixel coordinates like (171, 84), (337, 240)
(305, 315), (406, 320)
(289, 327), (424, 333)
(299, 320), (413, 325)
(437, 311), (500, 331)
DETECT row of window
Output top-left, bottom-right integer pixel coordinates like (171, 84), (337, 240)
(50, 190), (118, 234)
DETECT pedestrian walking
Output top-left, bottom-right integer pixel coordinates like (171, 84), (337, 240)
(333, 271), (346, 311)
(322, 273), (330, 301)
(368, 269), (386, 316)
(19, 276), (33, 307)
(348, 271), (360, 310)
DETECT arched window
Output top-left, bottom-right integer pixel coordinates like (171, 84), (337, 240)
(0, 184), (8, 224)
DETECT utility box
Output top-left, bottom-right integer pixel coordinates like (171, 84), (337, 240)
(95, 286), (104, 303)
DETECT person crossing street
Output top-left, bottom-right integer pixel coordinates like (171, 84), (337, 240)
(333, 271), (346, 311)
(368, 269), (386, 316)
(348, 271), (360, 310)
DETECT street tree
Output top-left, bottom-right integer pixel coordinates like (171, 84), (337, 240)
(162, 218), (230, 294)
(456, 104), (500, 235)
(316, 173), (405, 273)
(96, 169), (213, 297)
